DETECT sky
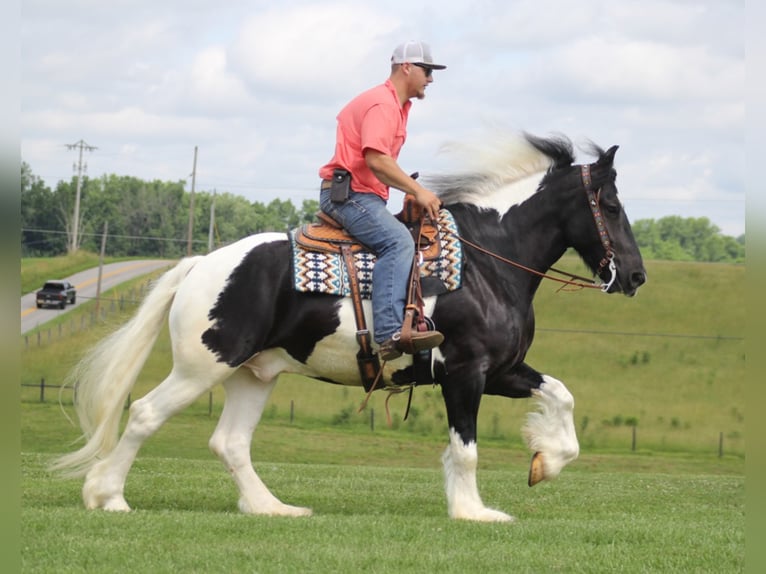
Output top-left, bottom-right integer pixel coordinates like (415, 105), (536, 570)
(20, 0), (745, 237)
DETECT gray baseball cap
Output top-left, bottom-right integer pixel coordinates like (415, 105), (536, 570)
(391, 41), (446, 70)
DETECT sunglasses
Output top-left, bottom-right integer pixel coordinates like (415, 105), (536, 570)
(412, 63), (433, 78)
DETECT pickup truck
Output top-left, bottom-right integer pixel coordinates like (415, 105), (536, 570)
(36, 280), (77, 309)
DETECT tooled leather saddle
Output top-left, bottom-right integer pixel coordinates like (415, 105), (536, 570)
(294, 202), (442, 259)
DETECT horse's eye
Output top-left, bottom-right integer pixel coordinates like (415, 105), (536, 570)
(604, 203), (621, 216)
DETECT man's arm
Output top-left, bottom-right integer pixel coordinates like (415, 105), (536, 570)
(364, 149), (442, 219)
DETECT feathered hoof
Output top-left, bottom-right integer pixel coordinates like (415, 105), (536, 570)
(528, 451), (545, 487)
(452, 507), (516, 523)
(83, 475), (131, 511)
(238, 498), (313, 517)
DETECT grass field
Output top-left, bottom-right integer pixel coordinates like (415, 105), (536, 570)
(22, 405), (744, 573)
(20, 253), (746, 572)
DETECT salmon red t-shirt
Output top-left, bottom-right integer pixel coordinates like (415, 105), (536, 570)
(319, 79), (411, 201)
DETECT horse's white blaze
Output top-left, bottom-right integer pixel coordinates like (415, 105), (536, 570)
(522, 375), (580, 480)
(442, 429), (514, 522)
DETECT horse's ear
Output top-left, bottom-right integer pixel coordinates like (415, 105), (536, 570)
(603, 145), (619, 164)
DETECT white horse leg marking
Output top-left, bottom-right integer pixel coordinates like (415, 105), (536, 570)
(523, 375), (580, 483)
(209, 368), (312, 517)
(442, 429), (514, 522)
(82, 366), (227, 512)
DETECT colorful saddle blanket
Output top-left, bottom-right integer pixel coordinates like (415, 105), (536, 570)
(290, 209), (463, 299)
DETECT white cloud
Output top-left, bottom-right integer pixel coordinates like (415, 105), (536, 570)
(544, 38), (744, 103)
(230, 2), (401, 98)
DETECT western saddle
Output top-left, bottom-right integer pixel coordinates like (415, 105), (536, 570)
(293, 197), (442, 391)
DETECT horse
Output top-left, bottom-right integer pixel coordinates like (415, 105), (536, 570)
(52, 132), (646, 522)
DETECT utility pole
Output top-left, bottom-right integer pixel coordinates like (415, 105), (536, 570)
(66, 139), (97, 253)
(186, 146), (198, 256)
(208, 189), (216, 253)
(94, 220), (108, 317)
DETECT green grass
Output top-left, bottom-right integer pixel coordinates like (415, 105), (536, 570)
(22, 422), (744, 573)
(20, 254), (746, 572)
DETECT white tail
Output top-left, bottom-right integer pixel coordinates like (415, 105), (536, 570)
(50, 256), (203, 478)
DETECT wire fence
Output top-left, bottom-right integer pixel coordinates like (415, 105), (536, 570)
(21, 375), (736, 458)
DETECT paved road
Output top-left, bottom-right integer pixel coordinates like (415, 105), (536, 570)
(20, 259), (174, 334)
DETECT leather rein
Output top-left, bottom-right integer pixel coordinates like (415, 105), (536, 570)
(449, 163), (618, 293)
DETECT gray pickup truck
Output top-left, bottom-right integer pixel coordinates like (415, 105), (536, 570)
(36, 280), (77, 309)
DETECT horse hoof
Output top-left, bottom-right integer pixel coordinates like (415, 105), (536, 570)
(528, 452), (545, 487)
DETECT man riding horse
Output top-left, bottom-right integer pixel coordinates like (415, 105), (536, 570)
(318, 41), (446, 361)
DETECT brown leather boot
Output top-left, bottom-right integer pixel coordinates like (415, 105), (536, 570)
(378, 330), (444, 361)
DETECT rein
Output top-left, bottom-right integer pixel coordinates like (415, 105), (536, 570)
(448, 163), (618, 293)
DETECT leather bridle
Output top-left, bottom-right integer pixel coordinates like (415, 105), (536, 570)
(580, 164), (617, 292)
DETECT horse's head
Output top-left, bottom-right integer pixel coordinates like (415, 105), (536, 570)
(561, 143), (647, 296)
(427, 131), (647, 296)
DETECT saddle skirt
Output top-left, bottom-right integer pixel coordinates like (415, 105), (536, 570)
(290, 208), (463, 299)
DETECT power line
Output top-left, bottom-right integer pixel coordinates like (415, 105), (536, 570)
(537, 327), (743, 341)
(21, 227), (209, 245)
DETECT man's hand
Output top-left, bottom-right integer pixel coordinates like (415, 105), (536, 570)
(412, 187), (442, 221)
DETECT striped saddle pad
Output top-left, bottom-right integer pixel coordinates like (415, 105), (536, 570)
(290, 209), (463, 299)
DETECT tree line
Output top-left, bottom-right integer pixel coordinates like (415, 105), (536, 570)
(21, 162), (320, 258)
(21, 162), (745, 262)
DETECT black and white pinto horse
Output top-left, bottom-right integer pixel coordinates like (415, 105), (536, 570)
(53, 133), (646, 522)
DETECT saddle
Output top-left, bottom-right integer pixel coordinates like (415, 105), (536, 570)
(293, 196), (440, 391)
(294, 203), (442, 260)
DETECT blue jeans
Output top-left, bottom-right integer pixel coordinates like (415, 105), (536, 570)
(320, 187), (415, 343)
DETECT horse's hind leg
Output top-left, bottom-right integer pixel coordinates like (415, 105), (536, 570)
(82, 365), (229, 511)
(209, 368), (312, 517)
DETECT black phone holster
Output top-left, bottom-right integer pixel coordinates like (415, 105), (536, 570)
(330, 168), (351, 203)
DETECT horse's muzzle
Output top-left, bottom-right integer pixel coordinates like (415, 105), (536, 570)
(621, 269), (647, 297)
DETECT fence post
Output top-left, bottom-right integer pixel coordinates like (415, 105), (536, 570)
(209, 392), (213, 416)
(370, 408), (375, 432)
(631, 426), (637, 451)
(37, 330), (41, 347)
(290, 400), (294, 424)
(40, 377), (45, 403)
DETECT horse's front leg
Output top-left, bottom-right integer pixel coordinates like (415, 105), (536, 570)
(485, 363), (580, 486)
(439, 371), (514, 523)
